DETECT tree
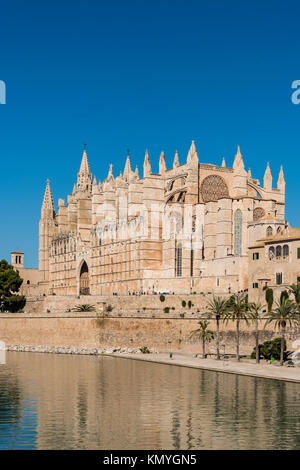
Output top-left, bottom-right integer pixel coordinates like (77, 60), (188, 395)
(248, 302), (265, 363)
(190, 321), (215, 359)
(288, 282), (300, 311)
(223, 293), (250, 362)
(263, 286), (274, 313)
(206, 296), (228, 360)
(251, 337), (287, 361)
(264, 298), (299, 366)
(0, 259), (25, 312)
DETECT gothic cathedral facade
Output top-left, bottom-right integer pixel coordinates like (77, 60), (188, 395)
(38, 142), (286, 296)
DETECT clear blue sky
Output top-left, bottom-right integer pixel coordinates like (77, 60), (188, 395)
(1, 0), (300, 267)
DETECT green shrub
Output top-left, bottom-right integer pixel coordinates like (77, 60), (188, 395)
(140, 346), (151, 354)
(160, 295), (165, 302)
(3, 295), (26, 313)
(280, 290), (289, 304)
(182, 300), (186, 307)
(265, 288), (274, 313)
(164, 307), (170, 313)
(188, 300), (192, 308)
(251, 337), (288, 361)
(73, 304), (96, 312)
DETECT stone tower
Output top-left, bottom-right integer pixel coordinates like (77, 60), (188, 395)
(39, 179), (56, 281)
(11, 251), (24, 269)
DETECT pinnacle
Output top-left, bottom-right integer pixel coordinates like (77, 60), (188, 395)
(173, 150), (180, 168)
(123, 154), (132, 180)
(41, 178), (55, 218)
(79, 149), (91, 175)
(187, 140), (198, 164)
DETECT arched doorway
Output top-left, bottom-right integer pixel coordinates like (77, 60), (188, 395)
(79, 261), (90, 295)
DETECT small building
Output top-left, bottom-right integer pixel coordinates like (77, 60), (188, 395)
(248, 226), (300, 304)
(10, 251), (42, 296)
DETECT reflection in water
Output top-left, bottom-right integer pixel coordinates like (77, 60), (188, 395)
(0, 352), (299, 449)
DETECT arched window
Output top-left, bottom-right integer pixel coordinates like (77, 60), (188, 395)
(176, 244), (182, 277)
(269, 246), (275, 260)
(234, 210), (242, 256)
(277, 227), (282, 234)
(266, 226), (273, 237)
(283, 245), (289, 258)
(276, 246), (282, 258)
(79, 261), (90, 295)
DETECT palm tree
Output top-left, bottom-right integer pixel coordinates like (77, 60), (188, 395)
(206, 296), (228, 360)
(73, 304), (96, 312)
(223, 293), (250, 362)
(288, 282), (300, 312)
(190, 321), (215, 359)
(249, 302), (265, 364)
(265, 298), (299, 366)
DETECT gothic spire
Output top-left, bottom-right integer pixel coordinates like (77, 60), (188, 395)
(187, 140), (198, 165)
(92, 175), (99, 194)
(159, 151), (166, 175)
(277, 165), (285, 191)
(221, 157), (226, 167)
(143, 149), (152, 177)
(41, 179), (55, 219)
(79, 148), (91, 175)
(77, 148), (92, 191)
(107, 164), (114, 180)
(173, 150), (180, 168)
(233, 145), (245, 171)
(123, 153), (132, 181)
(263, 162), (273, 191)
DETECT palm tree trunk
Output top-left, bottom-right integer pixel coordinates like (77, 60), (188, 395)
(236, 318), (240, 361)
(256, 317), (259, 364)
(202, 337), (206, 359)
(280, 325), (286, 366)
(216, 315), (220, 360)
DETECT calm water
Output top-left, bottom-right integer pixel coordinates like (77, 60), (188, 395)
(0, 352), (299, 450)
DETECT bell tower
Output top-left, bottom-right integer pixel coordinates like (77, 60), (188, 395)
(11, 251), (24, 269)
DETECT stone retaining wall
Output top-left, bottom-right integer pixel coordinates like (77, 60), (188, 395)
(0, 314), (299, 355)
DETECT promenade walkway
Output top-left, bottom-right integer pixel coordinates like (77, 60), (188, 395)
(113, 352), (300, 383)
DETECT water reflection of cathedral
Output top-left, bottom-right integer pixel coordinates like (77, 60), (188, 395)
(2, 352), (300, 450)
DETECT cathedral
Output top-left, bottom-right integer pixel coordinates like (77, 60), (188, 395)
(35, 141), (286, 297)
